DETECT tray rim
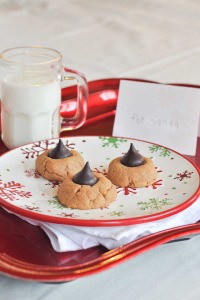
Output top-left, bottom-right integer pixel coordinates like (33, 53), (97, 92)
(0, 222), (200, 282)
(0, 77), (200, 282)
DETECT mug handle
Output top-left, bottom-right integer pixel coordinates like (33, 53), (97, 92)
(61, 67), (88, 131)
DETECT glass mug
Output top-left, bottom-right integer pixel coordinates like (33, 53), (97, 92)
(0, 46), (88, 149)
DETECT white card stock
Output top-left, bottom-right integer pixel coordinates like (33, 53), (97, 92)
(113, 80), (200, 156)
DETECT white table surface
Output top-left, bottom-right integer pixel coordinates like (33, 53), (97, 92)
(0, 0), (200, 299)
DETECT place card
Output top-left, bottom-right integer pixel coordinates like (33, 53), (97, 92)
(113, 80), (200, 156)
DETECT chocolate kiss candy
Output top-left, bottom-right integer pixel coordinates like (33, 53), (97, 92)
(73, 162), (98, 186)
(120, 143), (145, 167)
(48, 139), (72, 159)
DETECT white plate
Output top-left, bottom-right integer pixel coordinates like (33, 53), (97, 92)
(0, 136), (199, 226)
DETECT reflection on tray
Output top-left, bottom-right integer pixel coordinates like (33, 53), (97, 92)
(0, 207), (107, 267)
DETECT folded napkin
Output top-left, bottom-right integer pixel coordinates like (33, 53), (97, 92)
(5, 196), (200, 252)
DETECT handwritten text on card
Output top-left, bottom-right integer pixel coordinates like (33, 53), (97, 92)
(113, 80), (200, 156)
(131, 114), (180, 129)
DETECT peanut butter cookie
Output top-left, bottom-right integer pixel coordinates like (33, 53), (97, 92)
(107, 143), (157, 188)
(35, 139), (84, 181)
(57, 162), (117, 209)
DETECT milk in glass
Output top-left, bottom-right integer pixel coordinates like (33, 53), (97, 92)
(1, 75), (61, 149)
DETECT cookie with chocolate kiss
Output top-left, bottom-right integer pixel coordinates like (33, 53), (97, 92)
(35, 139), (84, 181)
(73, 162), (98, 186)
(48, 139), (72, 159)
(107, 143), (157, 188)
(58, 162), (117, 209)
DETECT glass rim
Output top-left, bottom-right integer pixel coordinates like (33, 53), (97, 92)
(0, 46), (62, 65)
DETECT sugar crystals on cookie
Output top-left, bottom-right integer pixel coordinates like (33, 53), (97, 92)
(107, 143), (157, 188)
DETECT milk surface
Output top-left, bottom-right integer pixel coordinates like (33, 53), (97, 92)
(1, 75), (61, 149)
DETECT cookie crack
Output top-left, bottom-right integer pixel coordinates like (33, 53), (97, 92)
(64, 165), (70, 176)
(97, 184), (113, 198)
(43, 160), (64, 181)
(75, 186), (82, 194)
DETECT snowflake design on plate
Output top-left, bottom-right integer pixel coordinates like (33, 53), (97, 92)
(146, 179), (164, 190)
(45, 181), (61, 188)
(21, 139), (76, 159)
(47, 197), (66, 209)
(20, 205), (41, 212)
(138, 197), (174, 211)
(109, 211), (125, 217)
(174, 170), (194, 181)
(92, 166), (108, 176)
(99, 136), (127, 148)
(149, 145), (171, 157)
(21, 140), (56, 159)
(116, 186), (138, 196)
(155, 167), (163, 174)
(0, 180), (32, 201)
(57, 212), (80, 218)
(24, 168), (41, 178)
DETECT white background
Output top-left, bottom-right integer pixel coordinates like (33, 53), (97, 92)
(1, 1), (200, 299)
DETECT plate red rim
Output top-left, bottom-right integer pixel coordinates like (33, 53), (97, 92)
(0, 135), (199, 227)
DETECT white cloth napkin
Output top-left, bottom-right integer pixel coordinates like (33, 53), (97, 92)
(5, 196), (200, 252)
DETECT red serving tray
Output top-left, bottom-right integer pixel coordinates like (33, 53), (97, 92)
(0, 78), (200, 282)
